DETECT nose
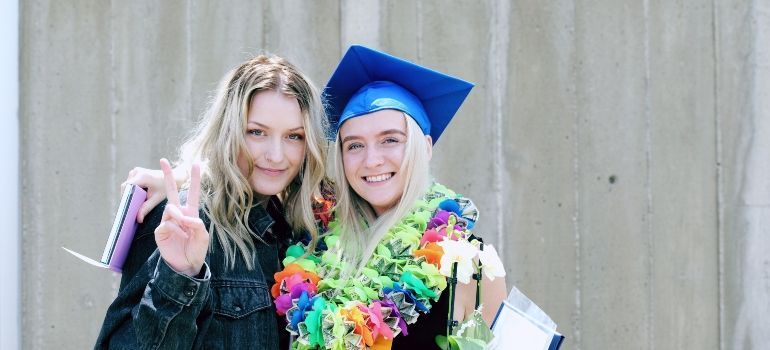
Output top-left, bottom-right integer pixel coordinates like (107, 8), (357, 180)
(363, 146), (385, 169)
(265, 137), (285, 164)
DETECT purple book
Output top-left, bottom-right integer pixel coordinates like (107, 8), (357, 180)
(64, 184), (147, 273)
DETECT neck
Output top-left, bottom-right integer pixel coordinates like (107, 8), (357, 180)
(372, 205), (391, 217)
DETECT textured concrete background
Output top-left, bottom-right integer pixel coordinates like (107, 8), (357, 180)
(17, 0), (770, 349)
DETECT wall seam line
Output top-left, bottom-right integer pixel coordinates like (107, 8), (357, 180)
(711, 0), (724, 348)
(571, 0), (582, 348)
(416, 0), (423, 62)
(108, 0), (119, 294)
(643, 0), (654, 348)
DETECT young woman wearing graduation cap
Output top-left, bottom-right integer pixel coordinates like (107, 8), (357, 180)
(271, 46), (508, 349)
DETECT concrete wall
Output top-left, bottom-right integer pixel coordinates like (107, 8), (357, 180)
(18, 0), (769, 349)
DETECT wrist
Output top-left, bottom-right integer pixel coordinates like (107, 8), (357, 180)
(165, 259), (203, 277)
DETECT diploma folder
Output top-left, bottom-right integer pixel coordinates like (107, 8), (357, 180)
(489, 287), (564, 350)
(63, 184), (146, 273)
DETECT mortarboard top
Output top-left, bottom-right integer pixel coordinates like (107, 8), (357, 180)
(324, 45), (474, 144)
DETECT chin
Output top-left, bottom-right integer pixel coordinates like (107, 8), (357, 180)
(358, 191), (397, 211)
(251, 179), (292, 196)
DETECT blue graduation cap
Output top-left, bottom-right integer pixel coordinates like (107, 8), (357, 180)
(324, 45), (474, 143)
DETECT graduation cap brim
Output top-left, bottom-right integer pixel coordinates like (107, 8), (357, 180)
(324, 45), (474, 143)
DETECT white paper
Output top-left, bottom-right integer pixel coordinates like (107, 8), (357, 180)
(505, 286), (557, 331)
(62, 247), (110, 269)
(488, 301), (553, 350)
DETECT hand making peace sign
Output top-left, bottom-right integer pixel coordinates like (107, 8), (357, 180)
(154, 158), (210, 277)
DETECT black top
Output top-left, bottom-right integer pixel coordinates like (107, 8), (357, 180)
(392, 235), (482, 349)
(391, 286), (450, 349)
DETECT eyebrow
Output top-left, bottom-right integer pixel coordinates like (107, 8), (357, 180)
(248, 121), (304, 132)
(341, 129), (406, 144)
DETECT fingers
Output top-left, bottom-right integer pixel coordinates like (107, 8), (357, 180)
(137, 204), (148, 224)
(158, 204), (207, 242)
(125, 166), (166, 194)
(186, 163), (201, 215)
(125, 167), (144, 186)
(137, 190), (165, 223)
(160, 158), (181, 206)
(163, 204), (204, 232)
(158, 204), (192, 239)
(162, 203), (185, 223)
(177, 216), (208, 245)
(121, 167), (142, 197)
(155, 217), (189, 240)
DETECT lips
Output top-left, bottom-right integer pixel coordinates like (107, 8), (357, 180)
(257, 165), (287, 177)
(363, 172), (394, 183)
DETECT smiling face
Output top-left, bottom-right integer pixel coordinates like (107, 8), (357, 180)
(339, 109), (414, 216)
(237, 90), (306, 196)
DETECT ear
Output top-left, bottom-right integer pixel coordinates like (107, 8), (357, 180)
(425, 135), (433, 161)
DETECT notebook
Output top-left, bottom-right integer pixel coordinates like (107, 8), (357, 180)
(64, 183), (146, 273)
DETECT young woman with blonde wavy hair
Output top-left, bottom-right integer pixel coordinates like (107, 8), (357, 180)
(95, 53), (328, 349)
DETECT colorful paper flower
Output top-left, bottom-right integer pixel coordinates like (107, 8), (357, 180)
(419, 229), (444, 247)
(303, 297), (327, 347)
(313, 195), (335, 230)
(271, 263), (320, 298)
(439, 198), (463, 216)
(384, 283), (429, 314)
(340, 306), (374, 347)
(427, 209), (452, 229)
(413, 242), (444, 267)
(287, 291), (314, 331)
(380, 296), (408, 335)
(275, 280), (318, 315)
(400, 271), (437, 299)
(360, 301), (395, 341)
(402, 262), (447, 292)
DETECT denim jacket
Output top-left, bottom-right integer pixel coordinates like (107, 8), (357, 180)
(95, 197), (291, 350)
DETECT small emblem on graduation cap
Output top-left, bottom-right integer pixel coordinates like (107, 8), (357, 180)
(324, 45), (475, 144)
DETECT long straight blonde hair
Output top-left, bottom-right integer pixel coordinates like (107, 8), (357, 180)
(329, 114), (431, 273)
(179, 54), (328, 269)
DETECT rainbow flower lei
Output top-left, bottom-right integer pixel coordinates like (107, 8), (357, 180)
(271, 183), (504, 350)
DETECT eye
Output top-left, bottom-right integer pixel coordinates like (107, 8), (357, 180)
(383, 137), (400, 144)
(346, 142), (363, 151)
(247, 129), (264, 136)
(288, 133), (305, 141)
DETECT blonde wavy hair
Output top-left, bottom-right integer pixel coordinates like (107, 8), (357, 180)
(178, 54), (328, 269)
(330, 114), (431, 273)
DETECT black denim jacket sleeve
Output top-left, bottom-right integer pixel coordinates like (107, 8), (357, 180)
(95, 200), (214, 350)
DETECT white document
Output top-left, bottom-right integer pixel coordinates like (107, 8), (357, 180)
(504, 286), (557, 331)
(489, 301), (553, 350)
